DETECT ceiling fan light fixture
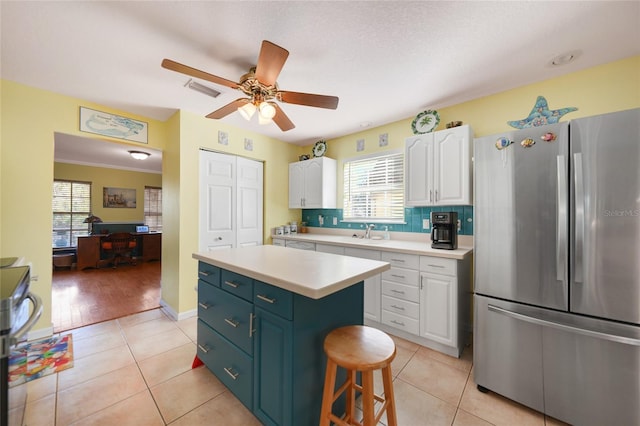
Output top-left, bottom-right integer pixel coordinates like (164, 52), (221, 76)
(258, 101), (276, 119)
(258, 113), (272, 125)
(129, 150), (151, 160)
(238, 102), (257, 120)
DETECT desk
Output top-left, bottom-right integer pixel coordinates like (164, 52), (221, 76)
(76, 233), (161, 269)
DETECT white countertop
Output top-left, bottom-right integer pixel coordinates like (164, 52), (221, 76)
(272, 233), (473, 260)
(193, 245), (390, 300)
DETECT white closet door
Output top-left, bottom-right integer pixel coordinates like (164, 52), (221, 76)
(236, 156), (263, 247)
(199, 150), (264, 252)
(199, 151), (236, 251)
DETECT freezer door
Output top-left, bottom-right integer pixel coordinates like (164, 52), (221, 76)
(474, 123), (568, 309)
(570, 108), (640, 325)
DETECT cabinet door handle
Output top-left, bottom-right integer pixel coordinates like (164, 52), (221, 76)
(224, 367), (239, 380)
(428, 264), (445, 268)
(224, 318), (239, 328)
(430, 190), (433, 202)
(257, 294), (276, 304)
(197, 344), (209, 353)
(391, 274), (405, 279)
(390, 289), (405, 294)
(198, 302), (211, 310)
(198, 271), (209, 276)
(224, 280), (239, 288)
(391, 320), (405, 326)
(391, 305), (405, 311)
(390, 258), (405, 263)
(249, 313), (255, 337)
(216, 237), (223, 241)
(435, 190), (439, 202)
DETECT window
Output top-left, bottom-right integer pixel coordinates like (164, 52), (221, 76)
(52, 180), (91, 248)
(144, 186), (162, 232)
(343, 150), (404, 222)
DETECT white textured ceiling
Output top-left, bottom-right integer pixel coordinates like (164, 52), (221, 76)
(2, 1), (639, 171)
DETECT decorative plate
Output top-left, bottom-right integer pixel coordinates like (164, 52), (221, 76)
(411, 110), (440, 134)
(312, 140), (327, 157)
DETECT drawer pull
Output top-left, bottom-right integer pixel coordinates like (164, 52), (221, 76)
(197, 344), (209, 353)
(390, 258), (405, 262)
(390, 289), (405, 294)
(249, 313), (256, 337)
(428, 264), (445, 268)
(224, 367), (239, 380)
(198, 271), (209, 276)
(198, 302), (211, 310)
(391, 320), (406, 326)
(224, 318), (239, 328)
(257, 294), (276, 304)
(390, 304), (405, 311)
(224, 280), (239, 288)
(391, 274), (405, 279)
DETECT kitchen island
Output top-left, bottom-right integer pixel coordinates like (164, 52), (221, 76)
(193, 245), (390, 426)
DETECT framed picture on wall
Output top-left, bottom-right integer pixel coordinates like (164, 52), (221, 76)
(80, 107), (148, 144)
(103, 187), (136, 208)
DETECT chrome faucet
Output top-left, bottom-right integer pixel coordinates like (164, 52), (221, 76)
(364, 223), (375, 239)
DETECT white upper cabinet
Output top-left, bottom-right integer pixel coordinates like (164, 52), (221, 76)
(405, 125), (473, 206)
(289, 157), (336, 208)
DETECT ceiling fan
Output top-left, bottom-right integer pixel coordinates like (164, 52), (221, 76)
(161, 40), (339, 132)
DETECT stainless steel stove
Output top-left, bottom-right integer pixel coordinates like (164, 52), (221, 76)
(1, 257), (42, 426)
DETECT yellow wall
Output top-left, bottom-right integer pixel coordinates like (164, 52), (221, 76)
(327, 56), (640, 202)
(54, 162), (162, 222)
(1, 55), (639, 333)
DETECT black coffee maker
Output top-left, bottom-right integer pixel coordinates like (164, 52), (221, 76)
(431, 211), (458, 250)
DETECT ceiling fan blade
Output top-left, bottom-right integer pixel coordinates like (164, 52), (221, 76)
(278, 91), (339, 110)
(272, 104), (295, 132)
(206, 98), (250, 119)
(162, 59), (239, 89)
(254, 40), (289, 87)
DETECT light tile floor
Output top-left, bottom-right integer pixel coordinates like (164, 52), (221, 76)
(9, 309), (567, 425)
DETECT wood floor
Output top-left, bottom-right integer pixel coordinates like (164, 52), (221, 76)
(52, 261), (161, 333)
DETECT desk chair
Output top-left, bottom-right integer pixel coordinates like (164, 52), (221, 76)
(101, 232), (137, 268)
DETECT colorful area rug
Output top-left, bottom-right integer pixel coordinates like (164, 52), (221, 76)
(8, 334), (74, 387)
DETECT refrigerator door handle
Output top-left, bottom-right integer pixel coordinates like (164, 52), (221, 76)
(556, 155), (567, 283)
(488, 304), (640, 347)
(573, 152), (584, 283)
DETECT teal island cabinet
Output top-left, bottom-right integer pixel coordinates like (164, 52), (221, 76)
(193, 245), (390, 426)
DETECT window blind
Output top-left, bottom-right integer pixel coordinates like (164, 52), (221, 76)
(144, 186), (162, 232)
(52, 180), (91, 248)
(343, 151), (404, 222)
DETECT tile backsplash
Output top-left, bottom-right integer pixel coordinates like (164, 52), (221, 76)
(301, 206), (474, 235)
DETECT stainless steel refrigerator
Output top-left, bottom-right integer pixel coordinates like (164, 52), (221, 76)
(473, 108), (640, 426)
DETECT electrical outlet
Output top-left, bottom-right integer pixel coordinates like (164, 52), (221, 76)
(333, 217), (338, 225)
(423, 219), (430, 229)
(457, 220), (461, 231)
(318, 215), (324, 226)
(379, 133), (388, 147)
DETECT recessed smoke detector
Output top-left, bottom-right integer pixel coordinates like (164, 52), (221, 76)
(548, 50), (582, 67)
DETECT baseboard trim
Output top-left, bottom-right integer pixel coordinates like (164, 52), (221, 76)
(160, 299), (197, 322)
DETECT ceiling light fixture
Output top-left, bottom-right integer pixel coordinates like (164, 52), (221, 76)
(238, 102), (257, 120)
(129, 150), (151, 160)
(548, 50), (582, 67)
(238, 100), (277, 124)
(185, 78), (221, 98)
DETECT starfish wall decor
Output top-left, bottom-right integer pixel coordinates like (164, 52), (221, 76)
(507, 96), (578, 129)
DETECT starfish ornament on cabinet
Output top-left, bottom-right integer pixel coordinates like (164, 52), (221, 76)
(507, 96), (578, 129)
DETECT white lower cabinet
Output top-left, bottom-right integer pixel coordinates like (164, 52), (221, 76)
(315, 243), (345, 255)
(420, 272), (456, 346)
(344, 247), (381, 323)
(272, 238), (285, 247)
(380, 252), (420, 334)
(284, 240), (315, 251)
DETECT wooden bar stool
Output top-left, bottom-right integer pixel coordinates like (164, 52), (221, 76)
(320, 325), (397, 426)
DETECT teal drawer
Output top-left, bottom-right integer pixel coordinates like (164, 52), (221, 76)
(198, 262), (220, 287)
(200, 284), (254, 356)
(221, 270), (254, 301)
(197, 320), (253, 410)
(254, 280), (293, 320)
